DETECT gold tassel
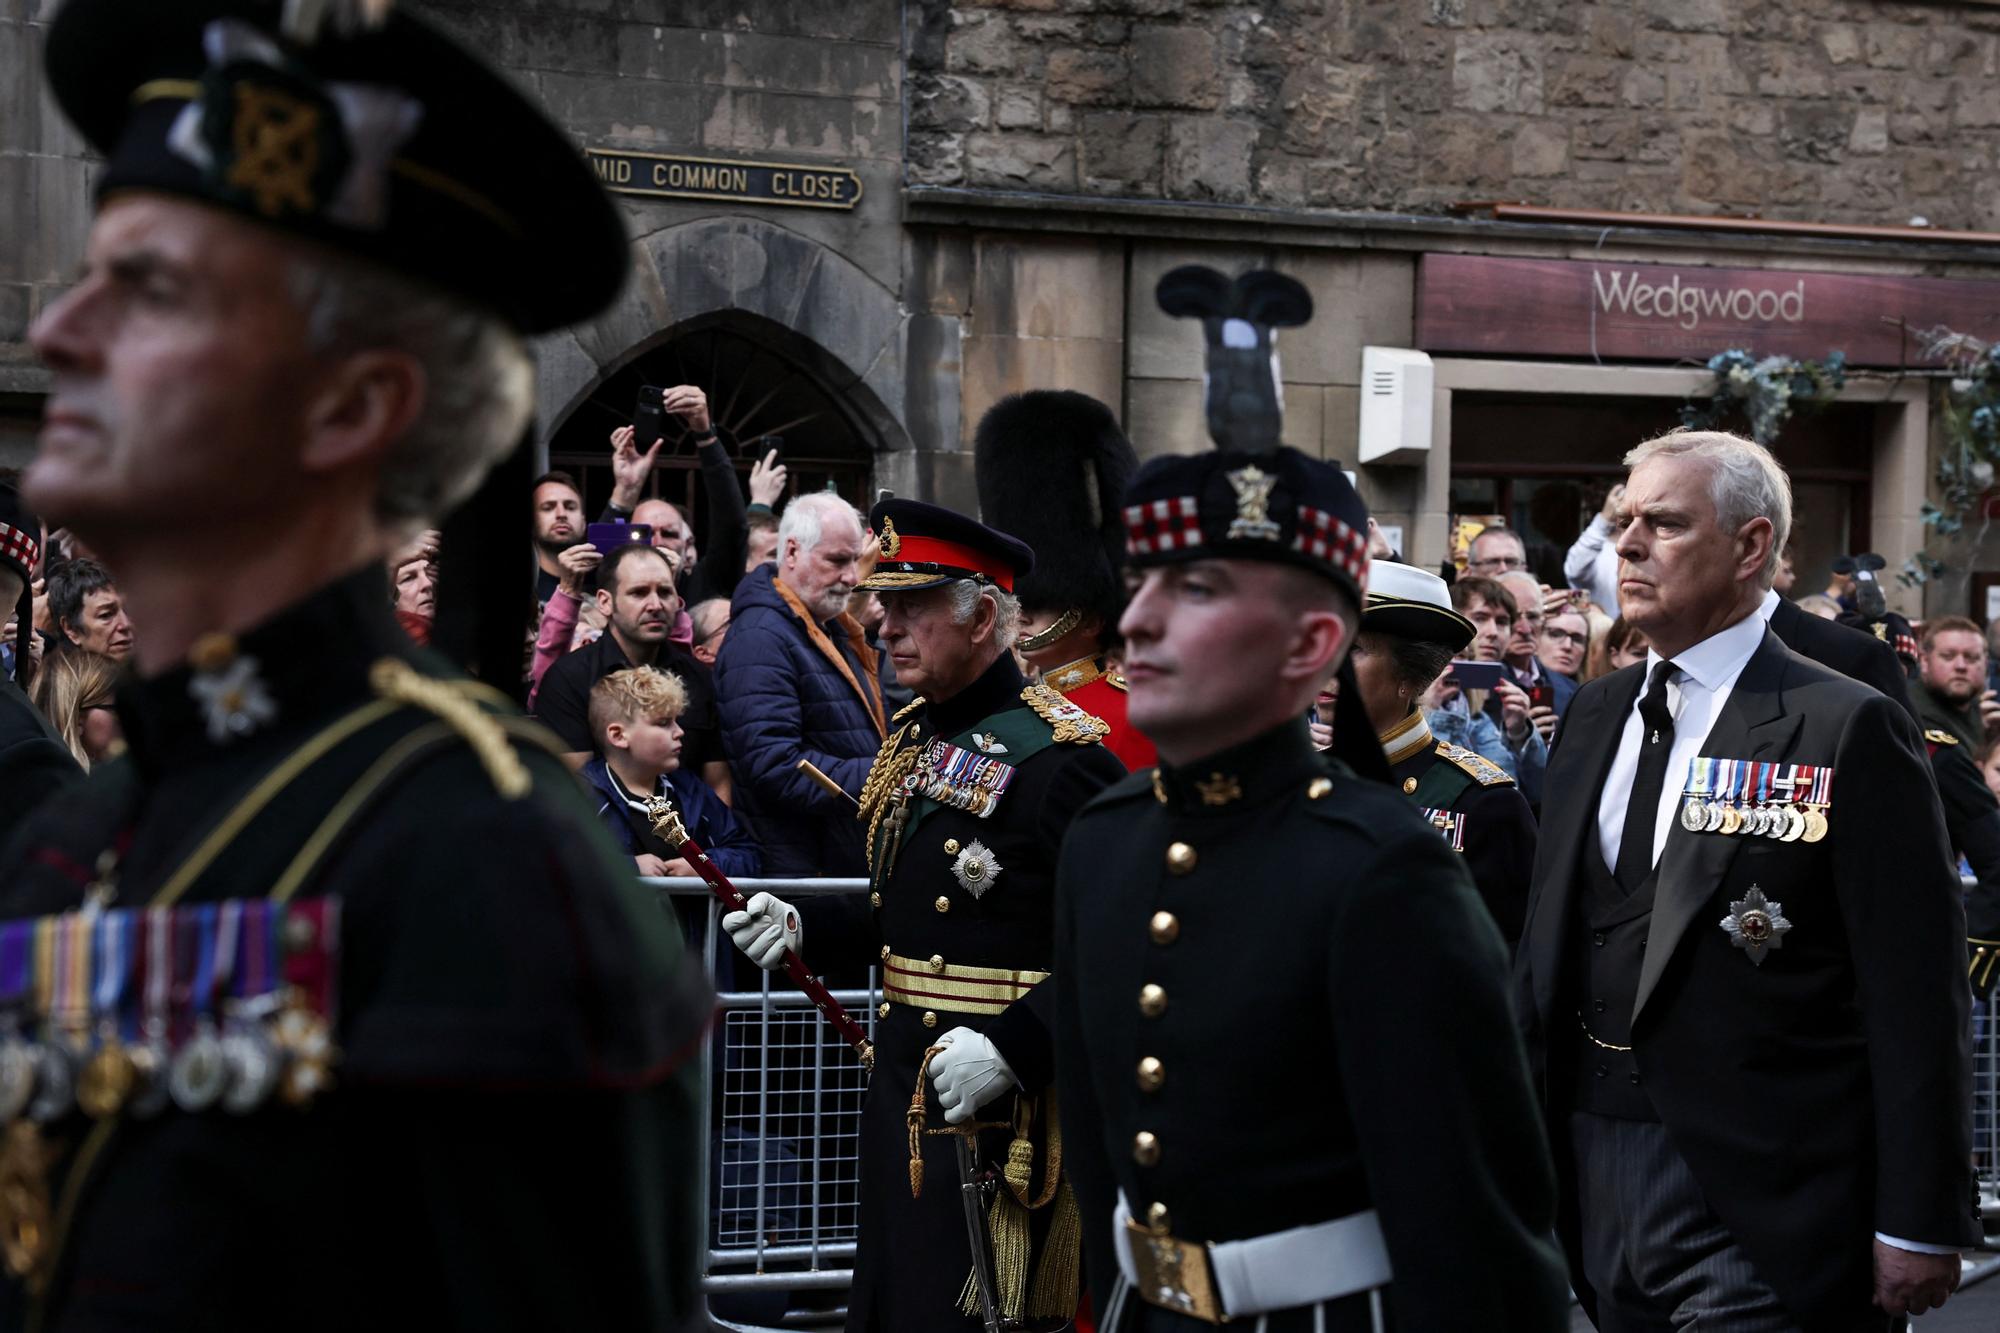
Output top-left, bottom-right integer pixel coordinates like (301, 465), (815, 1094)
(1028, 1178), (1083, 1321)
(956, 1189), (1032, 1322)
(1003, 1134), (1034, 1200)
(1002, 1095), (1035, 1202)
(990, 1188), (1032, 1321)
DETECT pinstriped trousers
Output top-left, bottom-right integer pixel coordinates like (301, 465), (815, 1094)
(1569, 1113), (1803, 1332)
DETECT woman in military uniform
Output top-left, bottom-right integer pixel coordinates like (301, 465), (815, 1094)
(1349, 561), (1538, 947)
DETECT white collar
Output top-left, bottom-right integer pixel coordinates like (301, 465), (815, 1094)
(1757, 587), (1781, 622)
(1648, 604), (1766, 694)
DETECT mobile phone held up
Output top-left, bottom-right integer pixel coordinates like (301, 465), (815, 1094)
(1447, 660), (1505, 691)
(587, 521), (652, 557)
(634, 384), (667, 449)
(753, 433), (784, 463)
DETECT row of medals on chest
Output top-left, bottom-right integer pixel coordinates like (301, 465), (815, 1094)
(0, 900), (337, 1126)
(1679, 760), (1831, 843)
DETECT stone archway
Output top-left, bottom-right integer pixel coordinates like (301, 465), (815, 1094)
(534, 214), (913, 476)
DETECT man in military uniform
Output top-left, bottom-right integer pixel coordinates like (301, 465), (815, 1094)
(0, 3), (711, 1327)
(1053, 265), (1569, 1331)
(1352, 561), (1537, 947)
(974, 390), (1155, 771)
(724, 499), (1126, 1332)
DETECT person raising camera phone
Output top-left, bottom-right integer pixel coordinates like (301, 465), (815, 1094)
(601, 387), (789, 612)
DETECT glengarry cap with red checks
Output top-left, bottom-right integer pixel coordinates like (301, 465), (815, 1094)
(1119, 446), (1371, 607)
(0, 483), (39, 589)
(0, 482), (40, 680)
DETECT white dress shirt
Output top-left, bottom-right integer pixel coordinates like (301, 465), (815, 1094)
(1593, 594), (1959, 1257)
(1594, 608), (1766, 874)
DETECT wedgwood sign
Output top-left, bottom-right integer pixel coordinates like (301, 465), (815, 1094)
(1415, 254), (2000, 367)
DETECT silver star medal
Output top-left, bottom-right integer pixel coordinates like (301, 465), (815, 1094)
(1719, 884), (1791, 965)
(190, 654), (279, 745)
(951, 839), (1001, 899)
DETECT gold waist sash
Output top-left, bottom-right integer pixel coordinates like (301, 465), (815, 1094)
(882, 953), (1050, 1015)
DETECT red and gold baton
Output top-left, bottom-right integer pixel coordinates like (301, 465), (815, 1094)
(648, 802), (874, 1071)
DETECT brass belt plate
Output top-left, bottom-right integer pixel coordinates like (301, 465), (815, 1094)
(1125, 1218), (1225, 1324)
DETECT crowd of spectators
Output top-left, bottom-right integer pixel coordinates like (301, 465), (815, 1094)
(14, 397), (2000, 889)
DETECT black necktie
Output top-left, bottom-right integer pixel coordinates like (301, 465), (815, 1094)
(1615, 659), (1680, 890)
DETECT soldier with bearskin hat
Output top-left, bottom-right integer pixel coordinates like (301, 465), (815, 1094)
(975, 390), (1155, 772)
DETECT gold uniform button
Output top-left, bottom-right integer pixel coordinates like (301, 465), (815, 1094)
(869, 892), (882, 909)
(1400, 777), (1416, 794)
(935, 896), (952, 914)
(1165, 842), (1197, 875)
(1137, 1056), (1165, 1092)
(1139, 984), (1168, 1018)
(879, 1003), (891, 1018)
(944, 838), (961, 855)
(922, 1011), (938, 1028)
(1147, 1202), (1171, 1231)
(1133, 1131), (1161, 1167)
(1150, 911), (1179, 946)
(929, 954), (946, 973)
(881, 945), (892, 960)
(1310, 777), (1334, 800)
(910, 725), (922, 739)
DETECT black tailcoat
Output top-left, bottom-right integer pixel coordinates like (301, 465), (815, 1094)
(1516, 629), (1979, 1331)
(1056, 721), (1570, 1331)
(1766, 597), (1914, 722)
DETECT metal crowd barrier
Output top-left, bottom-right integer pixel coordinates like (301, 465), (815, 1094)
(652, 876), (2000, 1327)
(651, 877), (878, 1332)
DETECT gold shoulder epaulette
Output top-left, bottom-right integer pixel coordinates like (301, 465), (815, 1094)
(1436, 740), (1514, 788)
(1925, 728), (1960, 747)
(369, 657), (530, 798)
(1021, 682), (1109, 745)
(893, 697), (926, 724)
(1106, 669), (1129, 694)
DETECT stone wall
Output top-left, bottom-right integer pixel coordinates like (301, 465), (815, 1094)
(911, 0), (2000, 230)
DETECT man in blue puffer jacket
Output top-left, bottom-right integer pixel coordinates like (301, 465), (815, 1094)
(715, 492), (886, 876)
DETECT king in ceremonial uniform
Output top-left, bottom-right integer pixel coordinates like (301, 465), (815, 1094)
(1052, 266), (1569, 1331)
(974, 390), (1156, 773)
(724, 499), (1126, 1332)
(0, 2), (712, 1328)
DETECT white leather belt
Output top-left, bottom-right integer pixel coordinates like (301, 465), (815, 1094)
(1113, 1193), (1393, 1323)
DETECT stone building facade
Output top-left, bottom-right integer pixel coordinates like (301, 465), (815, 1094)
(7, 0), (2000, 612)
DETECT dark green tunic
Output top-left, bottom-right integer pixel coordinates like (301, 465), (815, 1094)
(0, 567), (712, 1331)
(804, 653), (1125, 1333)
(1054, 720), (1568, 1331)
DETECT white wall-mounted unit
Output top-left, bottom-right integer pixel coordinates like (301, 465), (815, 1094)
(1357, 346), (1434, 466)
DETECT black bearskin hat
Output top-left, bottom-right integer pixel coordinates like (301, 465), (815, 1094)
(974, 391), (1138, 641)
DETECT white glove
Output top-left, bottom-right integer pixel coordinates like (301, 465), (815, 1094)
(721, 891), (800, 971)
(929, 1027), (1018, 1125)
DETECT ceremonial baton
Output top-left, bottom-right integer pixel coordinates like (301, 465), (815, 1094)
(648, 804), (875, 1072)
(796, 759), (861, 809)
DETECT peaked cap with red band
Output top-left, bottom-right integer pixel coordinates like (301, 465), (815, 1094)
(859, 498), (1034, 594)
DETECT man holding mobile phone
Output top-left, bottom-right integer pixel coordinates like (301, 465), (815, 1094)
(1497, 570), (1577, 745)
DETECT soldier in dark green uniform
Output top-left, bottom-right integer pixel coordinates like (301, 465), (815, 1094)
(1053, 266), (1568, 1331)
(723, 499), (1126, 1332)
(0, 2), (711, 1327)
(1350, 560), (1538, 948)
